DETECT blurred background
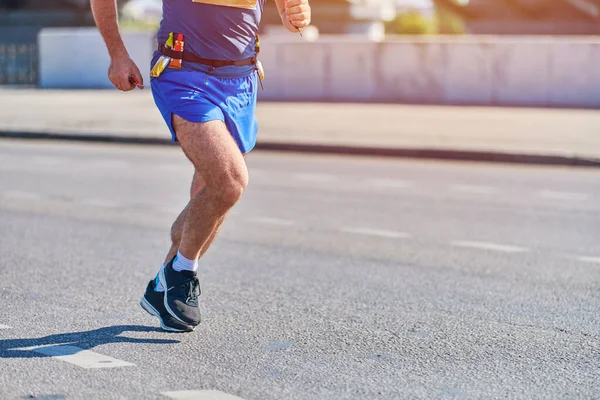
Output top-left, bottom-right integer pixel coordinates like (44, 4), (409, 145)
(1, 0), (600, 94)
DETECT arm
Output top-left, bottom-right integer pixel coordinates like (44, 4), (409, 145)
(90, 0), (144, 90)
(275, 0), (311, 33)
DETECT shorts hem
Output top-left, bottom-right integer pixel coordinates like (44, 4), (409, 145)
(167, 112), (226, 142)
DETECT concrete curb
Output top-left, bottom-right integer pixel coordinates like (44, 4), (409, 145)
(2, 130), (600, 168)
(0, 131), (175, 146)
(256, 142), (600, 168)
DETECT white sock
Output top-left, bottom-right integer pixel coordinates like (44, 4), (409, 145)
(153, 265), (165, 292)
(172, 250), (198, 272)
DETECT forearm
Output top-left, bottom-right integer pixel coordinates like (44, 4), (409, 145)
(90, 0), (128, 58)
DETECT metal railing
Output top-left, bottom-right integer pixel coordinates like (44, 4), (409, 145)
(0, 42), (38, 86)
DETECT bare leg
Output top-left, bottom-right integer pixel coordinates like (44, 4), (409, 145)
(163, 206), (226, 265)
(163, 170), (203, 265)
(151, 116), (246, 327)
(171, 116), (247, 261)
(163, 157), (245, 265)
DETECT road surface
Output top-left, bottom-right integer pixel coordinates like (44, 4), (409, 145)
(0, 139), (598, 400)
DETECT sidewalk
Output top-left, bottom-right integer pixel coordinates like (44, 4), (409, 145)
(1, 88), (600, 166)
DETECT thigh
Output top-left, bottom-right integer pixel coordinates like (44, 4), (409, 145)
(173, 115), (248, 189)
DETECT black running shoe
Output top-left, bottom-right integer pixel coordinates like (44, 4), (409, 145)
(140, 280), (194, 332)
(159, 258), (202, 326)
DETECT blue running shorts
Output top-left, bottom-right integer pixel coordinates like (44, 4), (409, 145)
(150, 60), (259, 154)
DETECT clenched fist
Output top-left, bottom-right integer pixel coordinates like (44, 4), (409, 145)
(108, 55), (144, 91)
(281, 0), (311, 33)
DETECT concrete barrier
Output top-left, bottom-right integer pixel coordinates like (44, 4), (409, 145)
(279, 41), (328, 100)
(492, 40), (551, 106)
(444, 41), (492, 104)
(37, 28), (600, 108)
(329, 41), (378, 101)
(39, 27), (155, 89)
(377, 40), (446, 104)
(549, 41), (600, 108)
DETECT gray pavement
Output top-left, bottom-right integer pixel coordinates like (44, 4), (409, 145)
(1, 89), (600, 165)
(0, 139), (598, 399)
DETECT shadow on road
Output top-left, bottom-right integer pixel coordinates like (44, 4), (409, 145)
(0, 325), (180, 359)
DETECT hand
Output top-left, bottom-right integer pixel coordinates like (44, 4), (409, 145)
(108, 55), (144, 91)
(282, 0), (311, 33)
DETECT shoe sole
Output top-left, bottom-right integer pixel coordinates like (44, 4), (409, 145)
(159, 268), (195, 326)
(139, 295), (193, 333)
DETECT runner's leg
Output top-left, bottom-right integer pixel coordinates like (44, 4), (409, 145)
(172, 115), (248, 262)
(164, 153), (245, 265)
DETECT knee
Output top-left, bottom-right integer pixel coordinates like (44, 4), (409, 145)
(210, 168), (248, 210)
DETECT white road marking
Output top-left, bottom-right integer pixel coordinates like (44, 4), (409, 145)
(451, 240), (528, 253)
(162, 390), (246, 400)
(18, 345), (134, 369)
(3, 191), (41, 201)
(540, 190), (589, 201)
(341, 227), (410, 239)
(450, 184), (495, 194)
(576, 256), (600, 264)
(80, 198), (119, 208)
(371, 178), (413, 188)
(248, 217), (294, 226)
(294, 173), (338, 183)
(0, 324), (11, 330)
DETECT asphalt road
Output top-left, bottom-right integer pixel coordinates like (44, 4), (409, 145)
(0, 139), (598, 400)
